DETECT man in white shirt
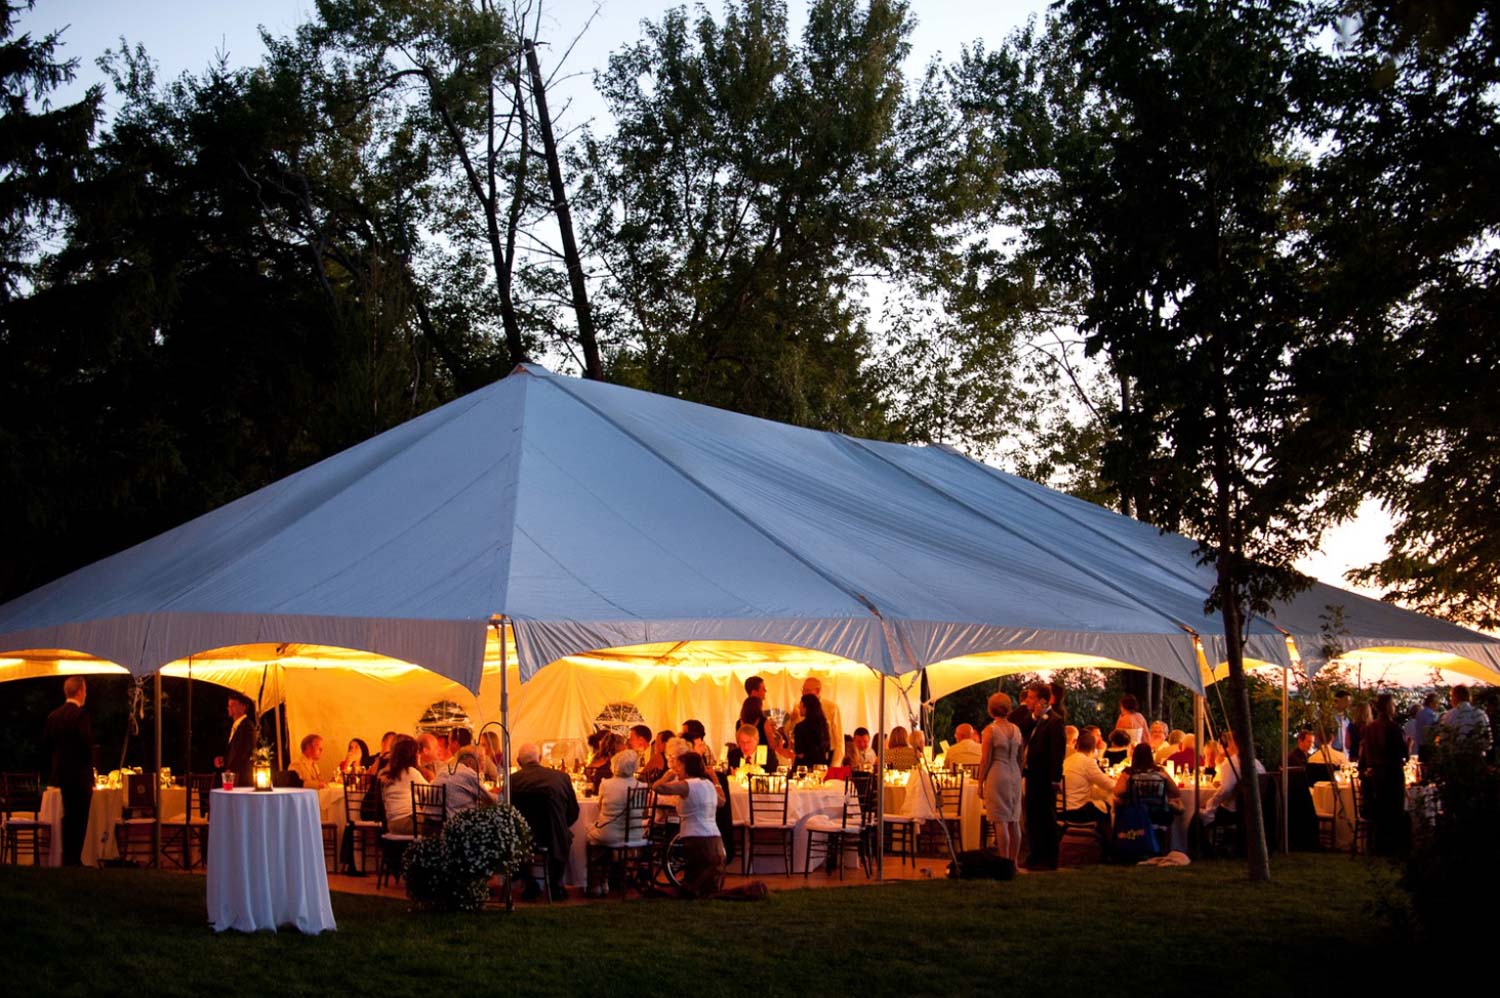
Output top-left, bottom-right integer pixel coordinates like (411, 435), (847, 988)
(1201, 732), (1267, 823)
(290, 733), (328, 788)
(1438, 685), (1492, 750)
(945, 724), (983, 768)
(1061, 730), (1116, 837)
(1328, 690), (1353, 754)
(1306, 739), (1349, 768)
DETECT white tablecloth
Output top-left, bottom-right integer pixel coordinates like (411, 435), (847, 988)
(205, 788), (336, 934)
(38, 787), (145, 867)
(884, 780), (984, 850)
(730, 784), (848, 874)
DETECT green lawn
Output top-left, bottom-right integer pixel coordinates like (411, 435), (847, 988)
(2, 856), (1413, 996)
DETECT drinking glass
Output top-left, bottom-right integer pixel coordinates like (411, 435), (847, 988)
(221, 770), (236, 790)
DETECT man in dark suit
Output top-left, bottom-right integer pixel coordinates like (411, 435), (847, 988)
(214, 693), (256, 788)
(1009, 686), (1038, 743)
(509, 742), (579, 900)
(1288, 730), (1313, 768)
(1022, 682), (1066, 871)
(44, 676), (95, 865)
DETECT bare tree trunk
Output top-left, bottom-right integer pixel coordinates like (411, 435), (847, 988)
(523, 39), (603, 381)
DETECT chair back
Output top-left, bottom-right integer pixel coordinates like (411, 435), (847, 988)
(748, 773), (789, 825)
(343, 771), (376, 823)
(187, 773), (216, 819)
(932, 769), (965, 820)
(124, 772), (158, 818)
(849, 769), (879, 827)
(2, 772), (43, 814)
(411, 782), (447, 837)
(623, 785), (652, 847)
(951, 762), (979, 778)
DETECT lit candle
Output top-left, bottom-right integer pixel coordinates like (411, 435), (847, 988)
(253, 763), (273, 791)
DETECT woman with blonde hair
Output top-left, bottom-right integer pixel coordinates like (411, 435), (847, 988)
(884, 726), (917, 770)
(978, 692), (1024, 862)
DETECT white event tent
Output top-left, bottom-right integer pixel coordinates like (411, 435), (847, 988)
(2, 363), (1497, 759)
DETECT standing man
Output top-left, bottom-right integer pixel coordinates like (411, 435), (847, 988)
(1022, 683), (1066, 871)
(1329, 689), (1353, 755)
(1405, 693), (1441, 763)
(784, 677), (843, 766)
(44, 677), (95, 866)
(1010, 686), (1039, 743)
(214, 693), (256, 788)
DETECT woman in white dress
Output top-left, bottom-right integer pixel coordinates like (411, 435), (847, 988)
(1117, 694), (1149, 747)
(978, 692), (1023, 862)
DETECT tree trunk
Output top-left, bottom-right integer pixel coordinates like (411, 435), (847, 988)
(523, 40), (603, 381)
(1216, 577), (1272, 881)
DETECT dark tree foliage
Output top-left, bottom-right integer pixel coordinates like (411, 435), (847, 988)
(579, 0), (989, 435)
(1305, 2), (1500, 630)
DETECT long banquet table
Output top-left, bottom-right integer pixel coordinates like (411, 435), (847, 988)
(36, 783), (346, 868)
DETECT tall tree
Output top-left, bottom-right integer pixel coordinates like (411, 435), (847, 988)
(998, 0), (1376, 880)
(580, 0), (996, 434)
(1307, 2), (1500, 630)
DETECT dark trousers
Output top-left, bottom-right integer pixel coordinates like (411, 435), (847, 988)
(1064, 803), (1111, 843)
(1023, 778), (1059, 869)
(60, 785), (92, 866)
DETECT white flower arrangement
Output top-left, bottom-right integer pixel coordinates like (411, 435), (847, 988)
(406, 801), (535, 912)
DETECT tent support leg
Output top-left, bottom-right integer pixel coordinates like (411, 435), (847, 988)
(1281, 665), (1290, 853)
(153, 670), (163, 870)
(876, 672), (885, 882)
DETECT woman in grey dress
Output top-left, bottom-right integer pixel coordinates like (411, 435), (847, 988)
(978, 692), (1024, 862)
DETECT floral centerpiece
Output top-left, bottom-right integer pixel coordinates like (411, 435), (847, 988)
(405, 801), (533, 912)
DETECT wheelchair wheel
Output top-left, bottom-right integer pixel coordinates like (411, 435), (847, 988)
(653, 832), (688, 888)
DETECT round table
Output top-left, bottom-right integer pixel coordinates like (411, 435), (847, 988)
(205, 788), (336, 933)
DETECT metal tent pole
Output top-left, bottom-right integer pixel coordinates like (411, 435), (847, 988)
(185, 657), (193, 778)
(153, 670), (163, 869)
(1281, 664), (1290, 853)
(496, 617), (511, 805)
(876, 671), (886, 881)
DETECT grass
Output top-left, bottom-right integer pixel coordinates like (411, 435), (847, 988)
(2, 855), (1414, 997)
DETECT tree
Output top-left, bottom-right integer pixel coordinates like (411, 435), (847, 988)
(1305, 2), (1500, 630)
(0, 1), (101, 300)
(996, 0), (1380, 881)
(580, 0), (999, 435)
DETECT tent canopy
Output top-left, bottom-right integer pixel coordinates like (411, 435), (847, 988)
(2, 364), (1496, 696)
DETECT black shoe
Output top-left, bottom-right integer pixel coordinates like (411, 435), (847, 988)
(520, 885), (542, 901)
(549, 887), (569, 902)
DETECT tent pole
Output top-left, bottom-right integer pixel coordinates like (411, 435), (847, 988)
(1281, 664), (1289, 854)
(185, 656), (193, 779)
(876, 671), (885, 882)
(1193, 690), (1203, 851)
(497, 617), (511, 805)
(153, 670), (163, 870)
(275, 662), (286, 771)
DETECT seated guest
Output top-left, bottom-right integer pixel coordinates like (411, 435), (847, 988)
(584, 730), (620, 791)
(1146, 721), (1169, 761)
(1201, 736), (1226, 775)
(627, 724), (654, 762)
(340, 737), (373, 775)
(727, 724), (779, 773)
(639, 730), (673, 782)
(1155, 728), (1183, 765)
(379, 735), (429, 834)
(435, 747), (496, 817)
(650, 749), (726, 898)
(910, 729), (928, 758)
(291, 733), (329, 788)
(477, 730), (502, 782)
(884, 726), (917, 770)
(417, 732), (446, 781)
(1288, 730), (1314, 768)
(945, 724), (983, 768)
(679, 719), (718, 769)
(1083, 725), (1105, 761)
(847, 727), (877, 770)
(1113, 743), (1182, 818)
(1167, 734), (1196, 771)
(1062, 730), (1117, 838)
(510, 742), (579, 902)
(1103, 729), (1132, 767)
(586, 749), (646, 896)
(1201, 732), (1267, 824)
(792, 694), (832, 769)
(1064, 725), (1080, 757)
(370, 730), (398, 778)
(1307, 738), (1349, 768)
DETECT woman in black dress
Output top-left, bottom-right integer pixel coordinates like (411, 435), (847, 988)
(792, 693), (831, 769)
